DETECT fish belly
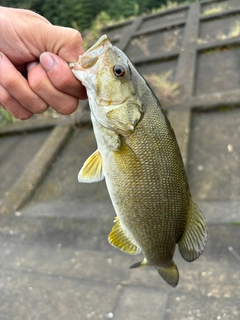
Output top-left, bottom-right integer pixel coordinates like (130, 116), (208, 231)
(101, 104), (190, 266)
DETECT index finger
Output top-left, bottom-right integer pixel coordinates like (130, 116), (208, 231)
(38, 25), (85, 62)
(0, 52), (48, 114)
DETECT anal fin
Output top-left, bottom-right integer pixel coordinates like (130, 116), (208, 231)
(178, 200), (207, 262)
(78, 149), (104, 183)
(130, 258), (147, 269)
(108, 218), (141, 255)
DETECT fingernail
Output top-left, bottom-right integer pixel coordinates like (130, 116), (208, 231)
(40, 53), (55, 72)
(27, 61), (38, 72)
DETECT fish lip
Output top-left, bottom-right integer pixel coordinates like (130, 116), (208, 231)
(71, 68), (86, 82)
(70, 35), (112, 71)
(85, 35), (111, 54)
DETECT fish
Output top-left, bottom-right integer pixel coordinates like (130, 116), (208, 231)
(70, 35), (207, 287)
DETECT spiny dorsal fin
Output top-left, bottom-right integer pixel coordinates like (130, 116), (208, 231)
(108, 217), (141, 255)
(78, 149), (104, 183)
(156, 262), (179, 287)
(178, 200), (207, 262)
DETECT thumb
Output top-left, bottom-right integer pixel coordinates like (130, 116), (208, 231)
(38, 52), (87, 100)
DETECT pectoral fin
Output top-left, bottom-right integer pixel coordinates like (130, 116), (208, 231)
(78, 149), (104, 183)
(178, 200), (207, 262)
(107, 100), (142, 136)
(108, 218), (141, 255)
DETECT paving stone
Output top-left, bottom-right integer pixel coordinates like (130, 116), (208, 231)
(0, 242), (131, 283)
(113, 286), (168, 320)
(0, 268), (121, 320)
(0, 208), (114, 251)
(165, 259), (240, 320)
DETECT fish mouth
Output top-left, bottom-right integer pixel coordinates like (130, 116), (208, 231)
(85, 35), (110, 54)
(71, 35), (112, 71)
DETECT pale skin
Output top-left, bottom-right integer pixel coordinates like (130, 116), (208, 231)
(0, 6), (87, 120)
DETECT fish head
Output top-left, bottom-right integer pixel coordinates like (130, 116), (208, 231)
(71, 35), (144, 136)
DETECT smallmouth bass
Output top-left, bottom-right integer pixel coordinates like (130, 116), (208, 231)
(71, 35), (207, 287)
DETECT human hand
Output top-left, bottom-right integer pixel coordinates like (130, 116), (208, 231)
(0, 7), (87, 120)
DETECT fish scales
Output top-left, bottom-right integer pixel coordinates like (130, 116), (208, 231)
(108, 108), (187, 240)
(71, 35), (207, 287)
(128, 114), (185, 255)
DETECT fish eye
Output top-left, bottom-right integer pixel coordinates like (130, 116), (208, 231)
(113, 64), (127, 78)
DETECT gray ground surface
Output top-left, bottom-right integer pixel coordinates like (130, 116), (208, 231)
(0, 123), (240, 320)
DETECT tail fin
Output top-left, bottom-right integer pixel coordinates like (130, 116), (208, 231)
(156, 262), (179, 287)
(130, 259), (179, 287)
(178, 200), (207, 262)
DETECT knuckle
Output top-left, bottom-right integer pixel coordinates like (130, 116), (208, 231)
(32, 102), (48, 114)
(29, 75), (45, 92)
(69, 29), (83, 44)
(62, 29), (84, 58)
(0, 86), (33, 120)
(2, 74), (17, 89)
(0, 91), (13, 105)
(19, 113), (33, 120)
(50, 72), (68, 92)
(5, 104), (32, 120)
(54, 99), (78, 115)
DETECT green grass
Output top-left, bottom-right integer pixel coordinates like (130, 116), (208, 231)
(0, 108), (16, 127)
(144, 70), (179, 106)
(229, 21), (240, 38)
(201, 3), (231, 16)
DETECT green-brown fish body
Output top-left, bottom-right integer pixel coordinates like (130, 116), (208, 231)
(71, 35), (207, 287)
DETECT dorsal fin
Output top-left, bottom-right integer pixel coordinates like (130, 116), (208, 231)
(178, 200), (207, 262)
(108, 217), (141, 255)
(78, 149), (104, 183)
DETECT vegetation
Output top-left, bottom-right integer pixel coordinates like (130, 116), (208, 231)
(0, 108), (16, 127)
(197, 20), (240, 44)
(0, 0), (195, 126)
(2, 0), (194, 31)
(201, 2), (231, 16)
(229, 21), (240, 38)
(144, 70), (179, 107)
